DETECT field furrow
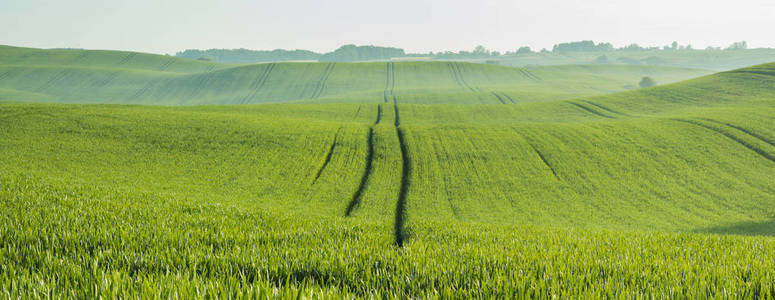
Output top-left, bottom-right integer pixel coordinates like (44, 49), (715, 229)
(115, 52), (137, 66)
(311, 63), (336, 98)
(345, 127), (375, 216)
(519, 68), (542, 81)
(375, 104), (382, 125)
(157, 57), (176, 71)
(383, 62), (390, 103)
(568, 101), (616, 118)
(700, 118), (775, 148)
(390, 62), (396, 95)
(528, 143), (560, 180)
(674, 119), (775, 163)
(393, 126), (411, 247)
(491, 91), (507, 104)
(240, 63), (273, 103)
(312, 129), (340, 184)
(0, 70), (13, 83)
(502, 92), (517, 103)
(582, 100), (630, 117)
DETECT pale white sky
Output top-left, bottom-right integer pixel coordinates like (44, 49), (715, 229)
(1, 0), (774, 54)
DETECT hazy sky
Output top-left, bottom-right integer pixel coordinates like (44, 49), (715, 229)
(2, 0), (774, 54)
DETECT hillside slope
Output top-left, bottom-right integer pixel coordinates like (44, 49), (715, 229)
(2, 62), (774, 231)
(0, 45), (712, 104)
(2, 56), (775, 296)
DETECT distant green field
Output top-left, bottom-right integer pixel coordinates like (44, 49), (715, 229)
(479, 48), (775, 70)
(2, 46), (775, 297)
(0, 45), (712, 105)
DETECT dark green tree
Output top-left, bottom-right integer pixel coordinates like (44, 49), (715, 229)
(639, 76), (657, 88)
(516, 46), (533, 55)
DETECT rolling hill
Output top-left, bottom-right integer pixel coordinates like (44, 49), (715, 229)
(0, 45), (712, 105)
(1, 46), (775, 297)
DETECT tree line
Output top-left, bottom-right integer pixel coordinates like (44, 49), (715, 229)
(176, 41), (753, 64)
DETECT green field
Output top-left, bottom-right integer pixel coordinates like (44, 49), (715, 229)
(476, 48), (775, 71)
(0, 45), (712, 105)
(2, 46), (775, 297)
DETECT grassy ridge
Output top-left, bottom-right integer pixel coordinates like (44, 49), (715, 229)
(0, 45), (712, 105)
(2, 53), (775, 296)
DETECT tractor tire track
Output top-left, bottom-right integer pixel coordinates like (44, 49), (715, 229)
(158, 57), (176, 72)
(393, 97), (400, 126)
(241, 63), (276, 104)
(452, 62), (476, 92)
(491, 92), (507, 104)
(391, 96), (411, 247)
(383, 62), (391, 103)
(447, 62), (465, 89)
(188, 71), (214, 100)
(519, 68), (541, 81)
(312, 129), (341, 185)
(675, 119), (775, 163)
(375, 104), (382, 125)
(390, 62), (396, 95)
(116, 52), (137, 67)
(129, 81), (155, 101)
(345, 127), (375, 217)
(700, 118), (775, 148)
(0, 70), (13, 83)
(528, 144), (560, 180)
(311, 63), (335, 99)
(92, 71), (121, 88)
(393, 125), (411, 247)
(344, 107), (383, 215)
(34, 69), (71, 93)
(569, 102), (615, 119)
(582, 100), (630, 117)
(353, 105), (362, 120)
(502, 93), (517, 104)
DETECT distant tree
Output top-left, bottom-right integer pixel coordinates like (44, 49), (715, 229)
(671, 41), (679, 50)
(473, 45), (489, 56)
(596, 42), (614, 52)
(319, 45), (405, 62)
(552, 40), (616, 52)
(594, 55), (608, 64)
(621, 44), (644, 51)
(726, 41), (748, 50)
(176, 48), (321, 63)
(639, 76), (657, 88)
(491, 51), (501, 57)
(196, 57), (211, 61)
(516, 46), (533, 55)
